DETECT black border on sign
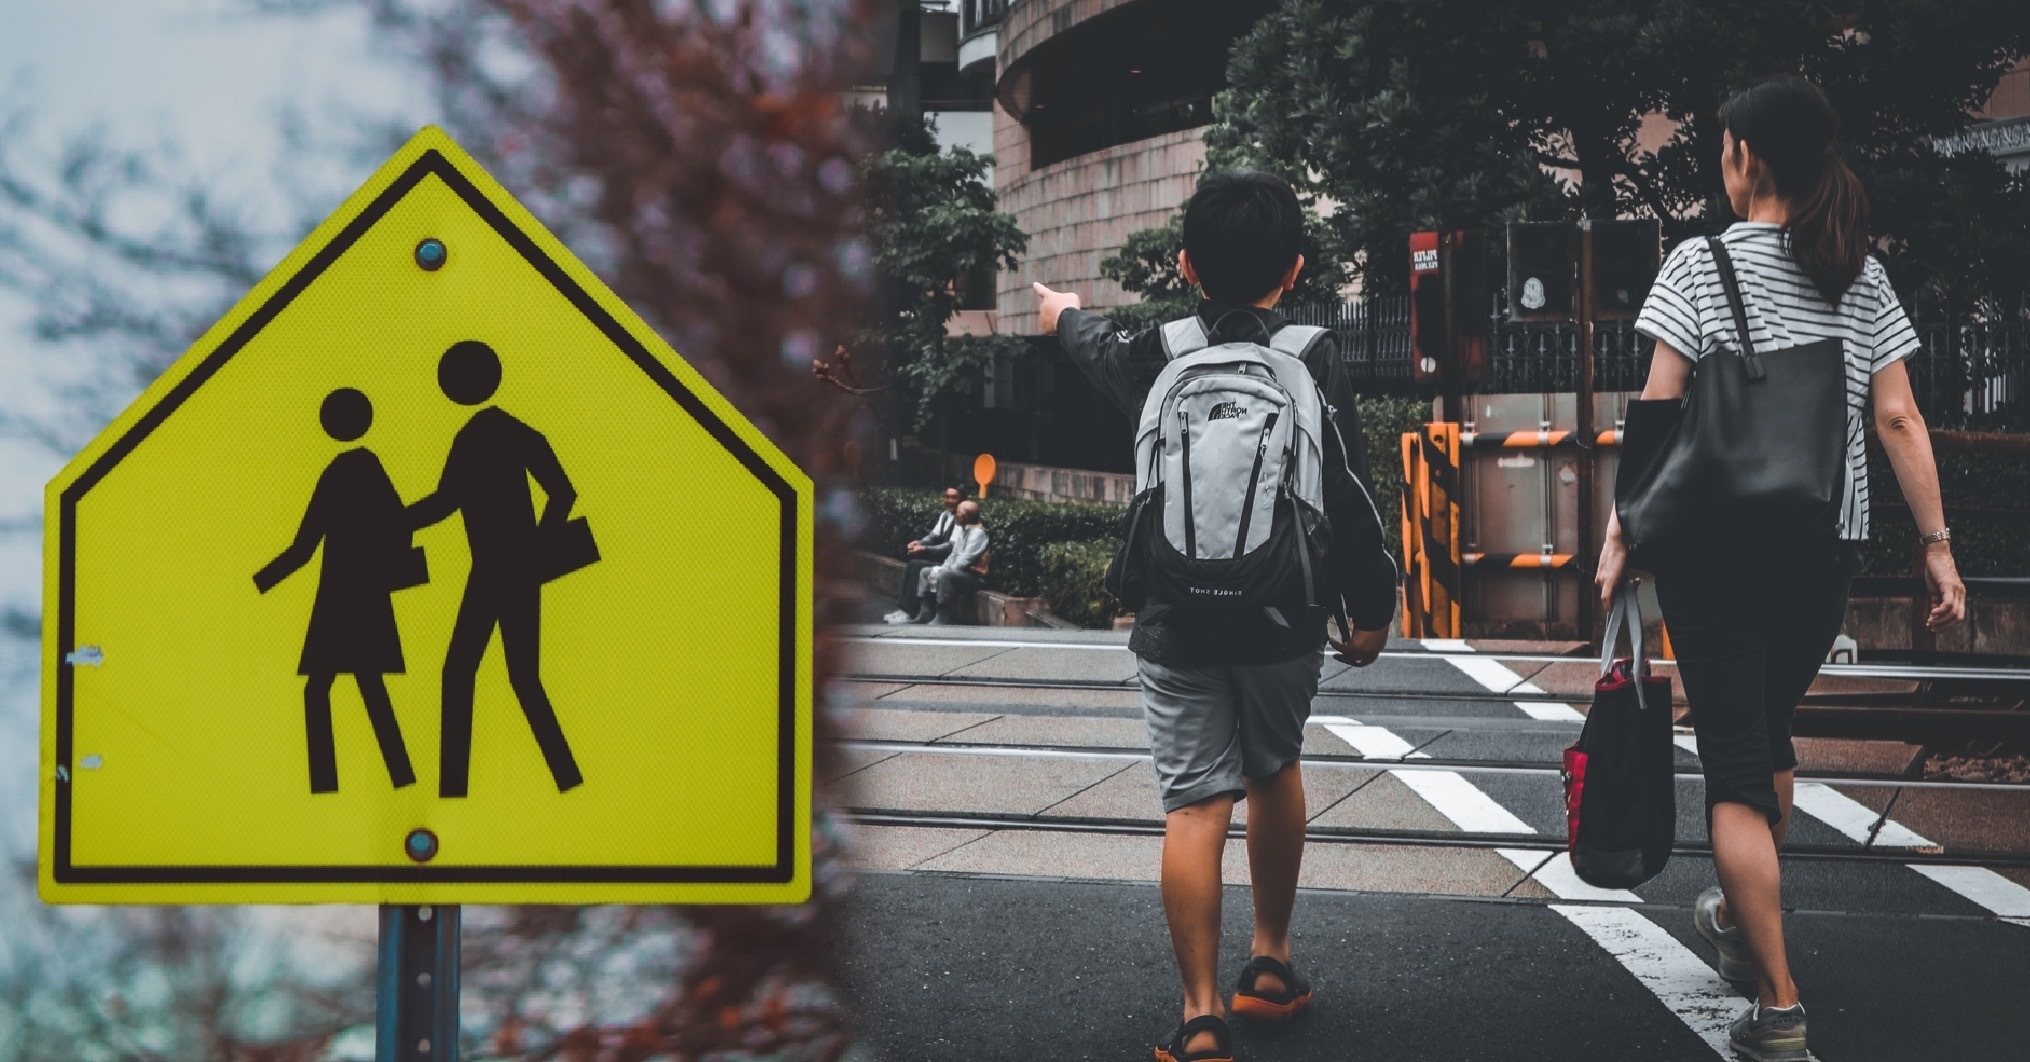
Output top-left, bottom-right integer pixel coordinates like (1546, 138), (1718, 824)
(53, 151), (800, 887)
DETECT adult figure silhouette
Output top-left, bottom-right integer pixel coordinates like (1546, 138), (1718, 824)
(255, 388), (421, 795)
(410, 340), (585, 798)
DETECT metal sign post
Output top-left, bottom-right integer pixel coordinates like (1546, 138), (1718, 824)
(377, 905), (462, 1062)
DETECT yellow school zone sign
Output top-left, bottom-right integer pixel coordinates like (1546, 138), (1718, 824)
(39, 128), (813, 905)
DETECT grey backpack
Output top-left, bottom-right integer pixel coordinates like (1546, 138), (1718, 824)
(1106, 315), (1336, 625)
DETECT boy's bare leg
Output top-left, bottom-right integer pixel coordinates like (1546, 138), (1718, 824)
(1243, 761), (1307, 994)
(1162, 794), (1235, 1051)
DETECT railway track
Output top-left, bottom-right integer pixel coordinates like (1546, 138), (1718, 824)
(838, 736), (2030, 791)
(842, 637), (2030, 741)
(845, 808), (2030, 870)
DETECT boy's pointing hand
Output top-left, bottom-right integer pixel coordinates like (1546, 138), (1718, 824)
(1033, 282), (1080, 336)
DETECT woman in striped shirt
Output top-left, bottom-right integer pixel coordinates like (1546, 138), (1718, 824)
(1597, 76), (1966, 1061)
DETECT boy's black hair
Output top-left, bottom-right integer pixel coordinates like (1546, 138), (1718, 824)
(1180, 169), (1305, 304)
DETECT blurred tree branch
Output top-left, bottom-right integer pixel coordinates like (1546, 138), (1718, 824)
(0, 0), (882, 1059)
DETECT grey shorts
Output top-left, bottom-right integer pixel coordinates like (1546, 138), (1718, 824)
(1136, 654), (1321, 813)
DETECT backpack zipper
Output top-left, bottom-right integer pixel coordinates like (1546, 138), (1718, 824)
(1233, 411), (1280, 557)
(1177, 408), (1197, 558)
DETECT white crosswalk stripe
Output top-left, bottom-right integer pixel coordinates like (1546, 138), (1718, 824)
(1314, 714), (1639, 902)
(1553, 905), (1763, 1059)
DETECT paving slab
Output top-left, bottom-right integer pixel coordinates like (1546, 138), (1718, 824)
(844, 641), (1013, 678)
(1288, 842), (1535, 897)
(1464, 639), (1589, 656)
(913, 827), (1168, 881)
(1321, 657), (1484, 695)
(873, 683), (1144, 710)
(846, 825), (991, 871)
(1040, 762), (1382, 827)
(1302, 723), (1359, 756)
(1401, 728), (1586, 765)
(847, 707), (1001, 743)
(1041, 765), (1164, 821)
(1518, 660), (1655, 700)
(837, 680), (909, 700)
(1313, 725), (1453, 759)
(844, 752), (1129, 816)
(938, 714), (1146, 748)
(826, 746), (900, 782)
(903, 827), (1536, 901)
(1309, 771), (1461, 833)
(1792, 737), (1925, 777)
(844, 625), (1128, 644)
(838, 876), (1726, 1061)
(1869, 786), (2030, 855)
(943, 646), (1140, 684)
(1330, 694), (1550, 720)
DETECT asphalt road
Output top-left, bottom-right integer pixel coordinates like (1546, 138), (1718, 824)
(837, 872), (2030, 1061)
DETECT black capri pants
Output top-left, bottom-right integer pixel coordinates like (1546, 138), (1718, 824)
(1652, 540), (1860, 826)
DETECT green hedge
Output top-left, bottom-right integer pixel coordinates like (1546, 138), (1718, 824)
(857, 487), (1123, 598)
(1860, 447), (2030, 577)
(1039, 540), (1122, 628)
(1355, 396), (1429, 564)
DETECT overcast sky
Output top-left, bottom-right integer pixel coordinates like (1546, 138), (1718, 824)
(0, 0), (426, 855)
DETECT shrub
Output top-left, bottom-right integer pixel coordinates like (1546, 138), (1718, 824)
(1862, 447), (2030, 577)
(854, 487), (1124, 596)
(1039, 540), (1122, 628)
(1356, 395), (1429, 563)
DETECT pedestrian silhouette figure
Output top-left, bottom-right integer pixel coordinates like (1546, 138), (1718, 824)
(255, 388), (423, 795)
(410, 340), (591, 798)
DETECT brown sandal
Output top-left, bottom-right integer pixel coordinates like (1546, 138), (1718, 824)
(1231, 955), (1313, 1021)
(1153, 1014), (1235, 1062)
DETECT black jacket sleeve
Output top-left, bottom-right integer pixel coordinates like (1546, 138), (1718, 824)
(1056, 307), (1152, 418)
(1306, 334), (1398, 632)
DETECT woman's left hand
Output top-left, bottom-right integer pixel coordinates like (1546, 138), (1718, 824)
(1596, 522), (1629, 614)
(1924, 545), (1967, 629)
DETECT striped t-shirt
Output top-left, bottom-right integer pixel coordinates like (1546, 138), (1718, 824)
(1634, 222), (1920, 540)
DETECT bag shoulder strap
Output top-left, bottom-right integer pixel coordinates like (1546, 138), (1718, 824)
(1599, 580), (1654, 712)
(1159, 317), (1210, 360)
(1704, 236), (1766, 381)
(1267, 323), (1328, 361)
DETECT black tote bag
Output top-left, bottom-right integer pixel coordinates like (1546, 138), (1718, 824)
(1562, 581), (1677, 889)
(1615, 238), (1847, 562)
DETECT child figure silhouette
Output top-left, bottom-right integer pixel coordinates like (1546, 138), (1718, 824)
(256, 388), (424, 794)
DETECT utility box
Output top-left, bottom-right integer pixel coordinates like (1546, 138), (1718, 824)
(1453, 392), (1641, 638)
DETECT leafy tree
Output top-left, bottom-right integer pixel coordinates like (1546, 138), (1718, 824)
(844, 114), (1029, 428)
(1157, 0), (2030, 308)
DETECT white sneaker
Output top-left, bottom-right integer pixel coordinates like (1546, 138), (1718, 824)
(882, 609), (913, 625)
(1694, 886), (1756, 985)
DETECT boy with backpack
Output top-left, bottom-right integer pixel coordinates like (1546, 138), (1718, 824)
(1034, 169), (1397, 1061)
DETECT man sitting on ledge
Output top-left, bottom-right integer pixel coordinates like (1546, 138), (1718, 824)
(884, 484), (963, 624)
(916, 500), (989, 626)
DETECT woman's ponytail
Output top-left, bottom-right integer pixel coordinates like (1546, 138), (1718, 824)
(1787, 153), (1869, 303)
(1719, 77), (1871, 303)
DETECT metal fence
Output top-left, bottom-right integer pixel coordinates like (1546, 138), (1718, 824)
(1282, 297), (2030, 431)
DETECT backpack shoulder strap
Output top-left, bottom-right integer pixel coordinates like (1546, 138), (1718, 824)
(1159, 316), (1211, 360)
(1267, 323), (1328, 362)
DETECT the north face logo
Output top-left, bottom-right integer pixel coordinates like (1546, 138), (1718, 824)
(1208, 401), (1246, 421)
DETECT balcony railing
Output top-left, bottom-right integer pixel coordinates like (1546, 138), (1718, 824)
(959, 0), (1009, 40)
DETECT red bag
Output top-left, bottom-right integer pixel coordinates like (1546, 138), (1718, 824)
(1562, 581), (1677, 888)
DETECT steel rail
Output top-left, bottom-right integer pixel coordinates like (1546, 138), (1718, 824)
(840, 738), (2030, 792)
(845, 809), (2030, 870)
(844, 635), (2030, 683)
